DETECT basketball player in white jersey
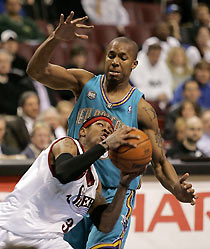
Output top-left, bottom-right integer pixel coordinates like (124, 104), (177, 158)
(0, 116), (140, 249)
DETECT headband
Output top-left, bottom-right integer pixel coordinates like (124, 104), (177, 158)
(82, 116), (114, 130)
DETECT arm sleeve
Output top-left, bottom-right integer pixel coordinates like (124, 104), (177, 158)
(54, 144), (106, 184)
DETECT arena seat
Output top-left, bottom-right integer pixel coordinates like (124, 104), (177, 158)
(18, 43), (38, 61)
(122, 1), (144, 24)
(138, 3), (162, 24)
(125, 24), (151, 46)
(92, 25), (119, 49)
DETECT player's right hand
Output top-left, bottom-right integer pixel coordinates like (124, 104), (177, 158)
(101, 126), (139, 151)
(54, 11), (94, 41)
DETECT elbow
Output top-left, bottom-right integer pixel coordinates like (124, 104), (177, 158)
(26, 64), (39, 80)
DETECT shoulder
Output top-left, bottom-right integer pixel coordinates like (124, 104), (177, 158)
(52, 137), (78, 159)
(67, 68), (95, 87)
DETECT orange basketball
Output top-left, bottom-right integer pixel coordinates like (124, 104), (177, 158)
(108, 129), (152, 173)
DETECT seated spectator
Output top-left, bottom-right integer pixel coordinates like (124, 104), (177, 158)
(81, 0), (130, 34)
(164, 4), (191, 45)
(0, 49), (35, 115)
(0, 115), (20, 158)
(0, 0), (45, 43)
(21, 121), (52, 159)
(171, 60), (210, 109)
(5, 91), (40, 151)
(164, 80), (202, 140)
(186, 25), (210, 66)
(0, 29), (28, 77)
(56, 99), (75, 132)
(141, 21), (180, 61)
(38, 106), (66, 139)
(130, 44), (173, 103)
(166, 116), (205, 159)
(193, 3), (210, 30)
(197, 109), (210, 157)
(166, 46), (192, 90)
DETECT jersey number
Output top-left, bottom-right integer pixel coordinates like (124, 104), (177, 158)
(62, 218), (73, 233)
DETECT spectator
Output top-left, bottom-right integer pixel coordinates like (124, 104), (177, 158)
(164, 4), (191, 45)
(197, 109), (210, 157)
(38, 106), (66, 139)
(5, 91), (40, 151)
(130, 43), (173, 103)
(0, 115), (19, 158)
(193, 3), (210, 29)
(0, 49), (34, 115)
(56, 100), (75, 132)
(186, 25), (210, 67)
(172, 60), (210, 108)
(166, 46), (192, 90)
(81, 0), (130, 34)
(0, 29), (28, 77)
(141, 21), (180, 61)
(166, 116), (205, 159)
(0, 0), (45, 43)
(164, 80), (201, 140)
(21, 121), (52, 159)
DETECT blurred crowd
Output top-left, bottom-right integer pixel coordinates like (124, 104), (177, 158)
(0, 0), (210, 162)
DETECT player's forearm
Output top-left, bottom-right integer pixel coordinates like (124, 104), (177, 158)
(152, 159), (179, 195)
(27, 32), (60, 78)
(98, 183), (128, 233)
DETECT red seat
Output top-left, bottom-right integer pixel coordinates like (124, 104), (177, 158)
(18, 42), (38, 61)
(92, 25), (119, 49)
(125, 24), (151, 45)
(122, 2), (144, 24)
(139, 3), (162, 24)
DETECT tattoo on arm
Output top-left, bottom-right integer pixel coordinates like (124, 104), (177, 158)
(155, 129), (164, 157)
(143, 107), (157, 122)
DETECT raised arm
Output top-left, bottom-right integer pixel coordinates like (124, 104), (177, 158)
(137, 98), (198, 205)
(27, 11), (94, 96)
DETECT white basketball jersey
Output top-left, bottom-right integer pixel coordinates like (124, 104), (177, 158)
(0, 137), (99, 239)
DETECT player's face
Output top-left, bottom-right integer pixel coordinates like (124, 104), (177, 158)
(84, 120), (114, 147)
(104, 41), (137, 84)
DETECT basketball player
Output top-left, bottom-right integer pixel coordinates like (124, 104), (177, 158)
(0, 116), (141, 249)
(27, 12), (198, 249)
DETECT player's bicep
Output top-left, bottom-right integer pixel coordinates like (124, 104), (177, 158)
(137, 99), (166, 164)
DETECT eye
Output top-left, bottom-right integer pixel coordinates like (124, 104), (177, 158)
(97, 122), (103, 127)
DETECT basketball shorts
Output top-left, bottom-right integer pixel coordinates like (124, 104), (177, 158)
(64, 188), (136, 249)
(0, 227), (72, 249)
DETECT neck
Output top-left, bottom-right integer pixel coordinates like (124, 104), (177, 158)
(104, 79), (131, 93)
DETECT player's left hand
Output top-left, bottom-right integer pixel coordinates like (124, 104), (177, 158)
(173, 173), (198, 205)
(119, 170), (141, 188)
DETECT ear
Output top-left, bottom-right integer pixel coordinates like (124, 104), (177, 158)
(131, 60), (138, 70)
(79, 127), (86, 138)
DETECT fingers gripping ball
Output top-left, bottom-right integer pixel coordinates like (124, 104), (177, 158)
(108, 129), (152, 173)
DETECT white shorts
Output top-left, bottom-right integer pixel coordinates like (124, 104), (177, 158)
(0, 227), (73, 249)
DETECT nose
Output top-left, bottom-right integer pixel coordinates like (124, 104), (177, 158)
(112, 57), (119, 66)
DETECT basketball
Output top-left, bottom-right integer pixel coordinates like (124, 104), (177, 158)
(108, 129), (152, 173)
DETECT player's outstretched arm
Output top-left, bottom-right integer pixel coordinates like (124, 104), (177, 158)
(137, 98), (198, 205)
(89, 171), (139, 233)
(27, 11), (94, 94)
